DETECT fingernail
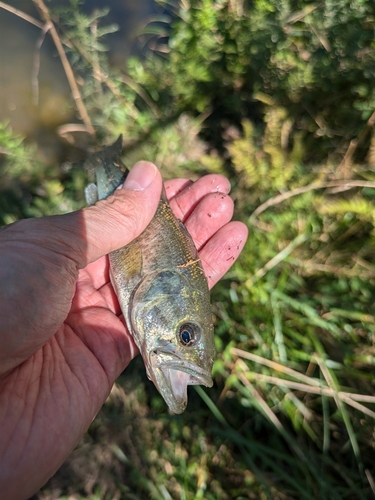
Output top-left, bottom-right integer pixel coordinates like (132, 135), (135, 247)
(123, 161), (157, 191)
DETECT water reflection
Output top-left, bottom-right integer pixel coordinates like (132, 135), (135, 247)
(0, 0), (152, 157)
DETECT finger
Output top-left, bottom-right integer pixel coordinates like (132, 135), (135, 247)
(169, 174), (231, 222)
(164, 178), (193, 199)
(184, 192), (235, 250)
(199, 221), (248, 289)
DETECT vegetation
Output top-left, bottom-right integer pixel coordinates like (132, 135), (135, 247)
(1, 0), (375, 498)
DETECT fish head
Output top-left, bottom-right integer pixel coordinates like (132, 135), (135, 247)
(130, 270), (214, 414)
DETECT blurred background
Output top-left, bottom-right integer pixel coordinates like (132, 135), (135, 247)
(2, 0), (375, 498)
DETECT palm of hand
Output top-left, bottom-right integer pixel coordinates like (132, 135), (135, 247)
(0, 175), (247, 498)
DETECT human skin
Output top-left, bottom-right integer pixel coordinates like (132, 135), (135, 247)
(0, 161), (248, 499)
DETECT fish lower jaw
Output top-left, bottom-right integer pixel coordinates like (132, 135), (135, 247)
(152, 364), (213, 414)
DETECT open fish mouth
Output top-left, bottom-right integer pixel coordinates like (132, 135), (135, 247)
(159, 365), (213, 414)
(149, 354), (213, 414)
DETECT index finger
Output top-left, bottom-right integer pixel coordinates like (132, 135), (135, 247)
(166, 174), (231, 222)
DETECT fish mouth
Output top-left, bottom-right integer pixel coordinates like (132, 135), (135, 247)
(149, 352), (213, 414)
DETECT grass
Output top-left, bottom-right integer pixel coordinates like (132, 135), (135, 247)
(2, 0), (375, 498)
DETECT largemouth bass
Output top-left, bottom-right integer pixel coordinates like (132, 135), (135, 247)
(85, 137), (214, 414)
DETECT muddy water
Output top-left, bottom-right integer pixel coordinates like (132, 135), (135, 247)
(0, 0), (152, 158)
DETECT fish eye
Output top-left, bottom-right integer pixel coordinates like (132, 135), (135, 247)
(178, 323), (201, 347)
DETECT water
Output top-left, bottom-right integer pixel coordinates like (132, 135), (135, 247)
(0, 0), (152, 158)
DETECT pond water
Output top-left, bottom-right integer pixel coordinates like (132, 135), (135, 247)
(0, 0), (152, 159)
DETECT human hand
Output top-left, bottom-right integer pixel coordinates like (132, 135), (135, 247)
(0, 161), (247, 499)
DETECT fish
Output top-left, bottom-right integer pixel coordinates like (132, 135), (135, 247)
(85, 136), (214, 414)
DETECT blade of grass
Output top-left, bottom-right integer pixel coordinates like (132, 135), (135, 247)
(323, 308), (374, 323)
(340, 396), (375, 420)
(280, 388), (319, 443)
(193, 386), (229, 427)
(365, 469), (375, 496)
(231, 347), (323, 387)
(239, 370), (375, 406)
(317, 357), (362, 466)
(271, 292), (287, 362)
(321, 373), (330, 454)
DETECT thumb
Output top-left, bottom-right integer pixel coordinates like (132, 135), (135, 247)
(75, 160), (162, 267)
(50, 161), (162, 269)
